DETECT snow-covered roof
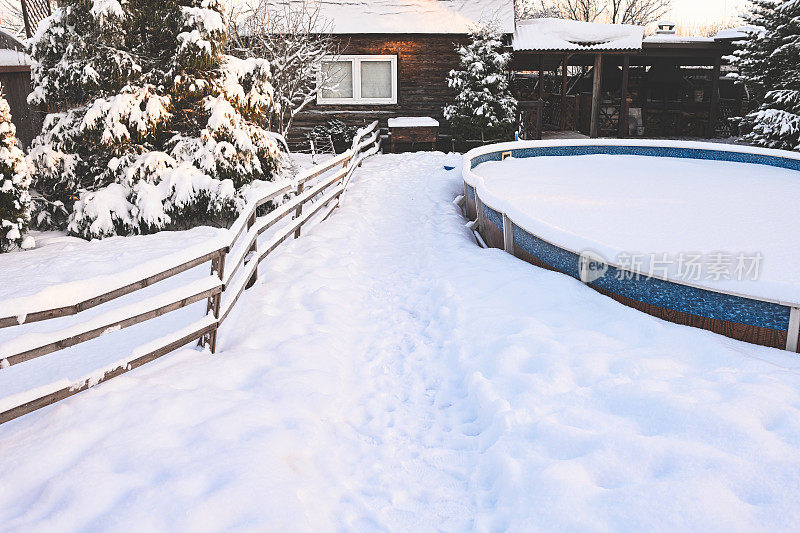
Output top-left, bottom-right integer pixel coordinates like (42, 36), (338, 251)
(715, 26), (761, 41)
(263, 0), (515, 34)
(0, 29), (23, 50)
(388, 116), (439, 127)
(0, 28), (29, 67)
(643, 35), (715, 44)
(0, 48), (30, 67)
(513, 18), (644, 52)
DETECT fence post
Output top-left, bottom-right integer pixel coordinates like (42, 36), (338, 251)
(294, 181), (304, 239)
(246, 213), (258, 289)
(342, 153), (353, 190)
(203, 248), (226, 353)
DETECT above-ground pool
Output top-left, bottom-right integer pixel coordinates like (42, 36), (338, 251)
(462, 140), (800, 352)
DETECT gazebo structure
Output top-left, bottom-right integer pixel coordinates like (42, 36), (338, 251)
(510, 19), (745, 139)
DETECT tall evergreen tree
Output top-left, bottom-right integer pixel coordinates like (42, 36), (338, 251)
(444, 25), (518, 143)
(735, 0), (800, 150)
(28, 0), (282, 239)
(0, 88), (32, 252)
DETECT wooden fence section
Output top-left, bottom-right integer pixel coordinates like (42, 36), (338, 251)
(0, 122), (381, 426)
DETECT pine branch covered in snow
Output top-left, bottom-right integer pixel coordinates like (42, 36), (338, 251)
(734, 0), (800, 150)
(27, 0), (283, 239)
(0, 86), (33, 252)
(444, 24), (518, 143)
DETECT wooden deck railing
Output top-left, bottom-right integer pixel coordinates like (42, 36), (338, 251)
(0, 121), (381, 425)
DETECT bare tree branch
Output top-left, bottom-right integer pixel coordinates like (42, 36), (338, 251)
(516, 0), (671, 25)
(562, 0), (605, 22)
(516, 0), (560, 19)
(228, 0), (339, 136)
(609, 0), (671, 25)
(0, 0), (26, 36)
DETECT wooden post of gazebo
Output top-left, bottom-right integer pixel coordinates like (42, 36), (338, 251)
(561, 55), (569, 130)
(590, 54), (603, 138)
(538, 54), (545, 100)
(619, 55), (630, 138)
(707, 56), (722, 138)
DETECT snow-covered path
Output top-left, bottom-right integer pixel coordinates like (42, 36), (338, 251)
(2, 153), (800, 531)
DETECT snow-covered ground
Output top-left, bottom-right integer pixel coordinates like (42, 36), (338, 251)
(1, 153), (800, 530)
(474, 154), (800, 303)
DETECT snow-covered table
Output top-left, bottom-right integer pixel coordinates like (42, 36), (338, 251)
(388, 117), (439, 153)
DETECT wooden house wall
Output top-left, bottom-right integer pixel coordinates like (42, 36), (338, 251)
(0, 67), (41, 148)
(290, 34), (469, 147)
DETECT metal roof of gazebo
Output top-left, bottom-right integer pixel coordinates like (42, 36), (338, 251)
(513, 18), (644, 53)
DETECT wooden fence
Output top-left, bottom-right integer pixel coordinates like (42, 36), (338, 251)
(0, 121), (381, 425)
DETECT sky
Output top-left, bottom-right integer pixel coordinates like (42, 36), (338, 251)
(667, 0), (750, 24)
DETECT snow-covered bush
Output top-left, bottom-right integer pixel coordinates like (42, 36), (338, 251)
(27, 0), (282, 239)
(309, 119), (359, 154)
(734, 0), (800, 150)
(444, 24), (518, 143)
(0, 87), (33, 252)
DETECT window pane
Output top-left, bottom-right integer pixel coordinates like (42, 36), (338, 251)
(360, 60), (392, 99)
(321, 61), (353, 99)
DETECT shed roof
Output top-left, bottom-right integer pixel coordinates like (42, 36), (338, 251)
(0, 29), (29, 67)
(263, 0), (516, 35)
(715, 26), (761, 40)
(513, 18), (644, 52)
(643, 35), (715, 44)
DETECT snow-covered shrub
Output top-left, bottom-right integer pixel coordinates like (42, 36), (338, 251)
(734, 0), (800, 150)
(27, 0), (282, 239)
(309, 119), (359, 154)
(0, 87), (33, 252)
(444, 24), (518, 143)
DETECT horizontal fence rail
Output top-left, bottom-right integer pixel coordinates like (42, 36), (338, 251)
(0, 121), (381, 426)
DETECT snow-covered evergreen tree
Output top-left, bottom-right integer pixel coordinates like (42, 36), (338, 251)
(735, 0), (800, 150)
(0, 87), (33, 252)
(444, 24), (518, 143)
(28, 0), (282, 239)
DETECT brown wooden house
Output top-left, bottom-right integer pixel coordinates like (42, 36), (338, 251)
(0, 29), (41, 147)
(286, 0), (516, 147)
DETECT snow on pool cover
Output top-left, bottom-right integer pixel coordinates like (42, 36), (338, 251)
(471, 153), (800, 305)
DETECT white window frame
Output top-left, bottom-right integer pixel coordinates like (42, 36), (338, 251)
(318, 55), (398, 105)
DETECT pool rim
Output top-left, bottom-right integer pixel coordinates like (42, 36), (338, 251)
(462, 139), (800, 352)
(462, 139), (800, 310)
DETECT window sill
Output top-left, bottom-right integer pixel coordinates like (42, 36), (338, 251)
(317, 99), (398, 106)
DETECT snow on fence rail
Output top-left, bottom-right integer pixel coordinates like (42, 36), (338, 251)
(0, 121), (381, 425)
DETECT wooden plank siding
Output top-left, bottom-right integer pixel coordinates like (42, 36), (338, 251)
(0, 66), (41, 148)
(290, 34), (469, 147)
